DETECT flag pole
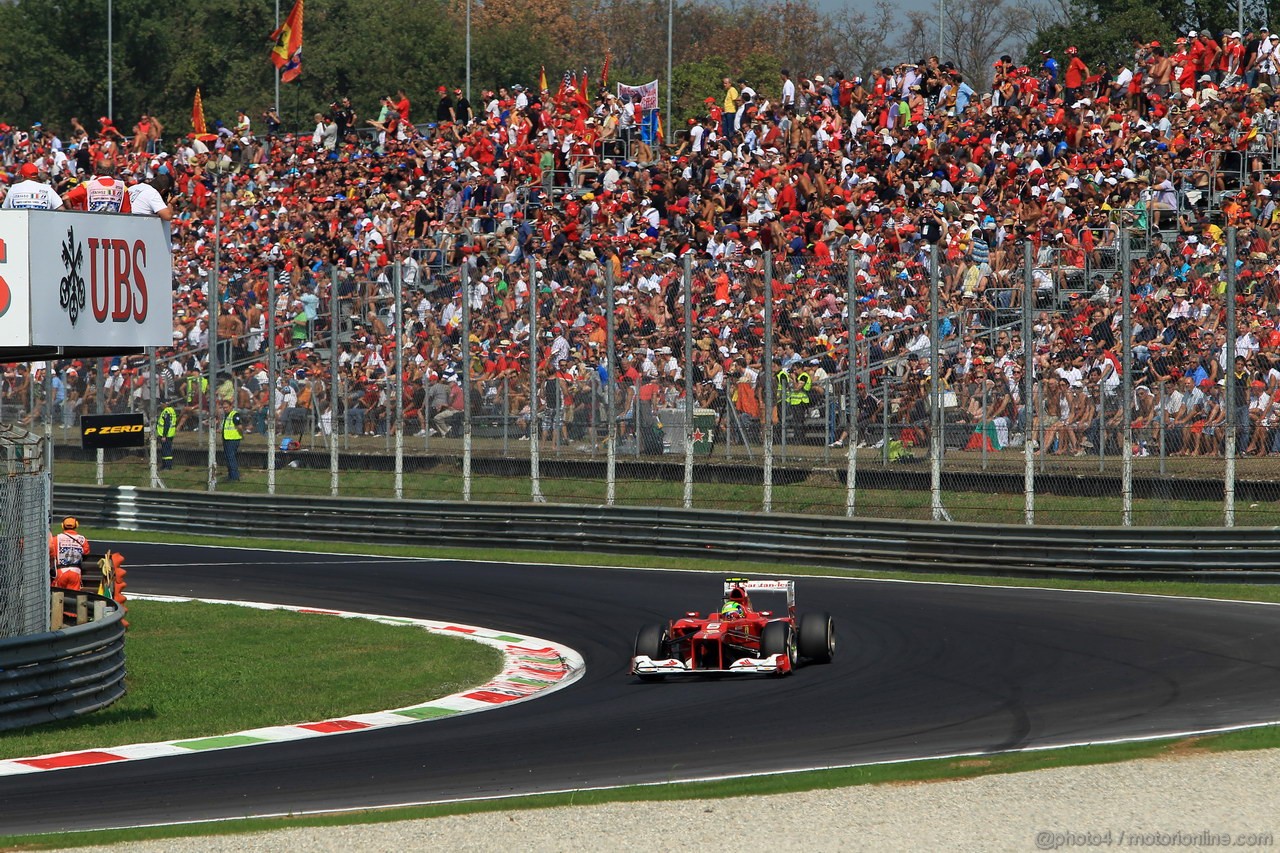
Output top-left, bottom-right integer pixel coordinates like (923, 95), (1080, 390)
(274, 0), (281, 116)
(107, 0), (113, 121)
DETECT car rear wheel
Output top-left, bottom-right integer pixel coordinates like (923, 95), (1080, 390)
(634, 624), (668, 681)
(798, 612), (835, 663)
(761, 621), (797, 672)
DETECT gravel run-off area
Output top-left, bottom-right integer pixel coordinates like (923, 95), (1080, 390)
(67, 747), (1280, 852)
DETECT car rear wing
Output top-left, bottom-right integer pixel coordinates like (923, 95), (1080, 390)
(724, 577), (795, 612)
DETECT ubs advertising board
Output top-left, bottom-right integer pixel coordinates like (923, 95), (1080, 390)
(0, 210), (172, 348)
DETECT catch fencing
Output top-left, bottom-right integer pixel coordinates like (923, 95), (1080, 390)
(0, 426), (50, 638)
(8, 233), (1279, 527)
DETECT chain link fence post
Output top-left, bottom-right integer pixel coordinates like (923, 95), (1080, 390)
(462, 264), (472, 501)
(207, 219), (220, 492)
(528, 256), (545, 502)
(95, 358), (105, 487)
(846, 250), (857, 517)
(605, 261), (617, 506)
(1224, 227), (1237, 527)
(43, 367), (53, 473)
(266, 266), (277, 495)
(1121, 231), (1134, 526)
(394, 262), (405, 501)
(329, 266), (340, 497)
(1023, 239), (1035, 524)
(682, 254), (694, 509)
(762, 251), (774, 514)
(929, 245), (946, 521)
(147, 347), (159, 488)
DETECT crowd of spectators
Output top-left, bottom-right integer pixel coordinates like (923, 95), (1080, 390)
(5, 27), (1280, 459)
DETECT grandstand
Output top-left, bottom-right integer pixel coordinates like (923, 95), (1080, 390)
(2, 36), (1278, 525)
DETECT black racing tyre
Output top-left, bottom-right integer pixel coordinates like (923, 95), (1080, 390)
(761, 621), (797, 672)
(798, 612), (835, 664)
(634, 624), (668, 681)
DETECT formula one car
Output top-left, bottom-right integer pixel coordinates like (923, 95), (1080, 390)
(631, 577), (835, 679)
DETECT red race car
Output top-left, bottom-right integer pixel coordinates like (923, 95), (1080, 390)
(631, 577), (835, 679)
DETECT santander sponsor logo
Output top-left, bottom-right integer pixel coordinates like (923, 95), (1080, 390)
(87, 237), (148, 323)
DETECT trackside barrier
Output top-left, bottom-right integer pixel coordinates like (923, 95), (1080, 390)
(0, 592), (126, 732)
(53, 485), (1280, 582)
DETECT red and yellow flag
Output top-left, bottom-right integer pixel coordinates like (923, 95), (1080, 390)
(600, 52), (611, 90)
(269, 0), (304, 82)
(539, 66), (549, 93)
(191, 88), (208, 136)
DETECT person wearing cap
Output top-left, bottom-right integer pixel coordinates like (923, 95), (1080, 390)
(1255, 31), (1279, 88)
(49, 517), (90, 590)
(454, 88), (474, 124)
(62, 159), (132, 212)
(1063, 46), (1090, 103)
(1039, 48), (1059, 97)
(2, 162), (62, 209)
(1194, 30), (1222, 83)
(1221, 30), (1246, 83)
(1244, 378), (1272, 455)
(436, 86), (455, 123)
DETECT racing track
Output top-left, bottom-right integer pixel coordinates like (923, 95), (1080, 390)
(4, 542), (1280, 834)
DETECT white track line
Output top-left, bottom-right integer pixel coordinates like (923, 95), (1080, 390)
(120, 537), (1280, 609)
(0, 594), (585, 778)
(52, 714), (1280, 834)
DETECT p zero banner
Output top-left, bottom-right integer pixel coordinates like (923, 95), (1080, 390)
(81, 412), (147, 449)
(616, 80), (659, 111)
(0, 210), (172, 349)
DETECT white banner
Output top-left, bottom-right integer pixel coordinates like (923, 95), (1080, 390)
(616, 80), (659, 112)
(0, 210), (172, 347)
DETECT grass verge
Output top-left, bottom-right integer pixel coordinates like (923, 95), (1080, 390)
(6, 729), (1276, 849)
(53, 456), (1277, 526)
(0, 600), (503, 762)
(3, 529), (1278, 848)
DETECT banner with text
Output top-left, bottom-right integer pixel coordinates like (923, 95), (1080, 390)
(616, 80), (659, 111)
(0, 210), (173, 348)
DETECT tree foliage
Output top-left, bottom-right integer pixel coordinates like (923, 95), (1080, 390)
(7, 0), (1277, 142)
(0, 0), (1048, 138)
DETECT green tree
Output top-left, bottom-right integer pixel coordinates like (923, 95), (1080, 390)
(671, 55), (731, 124)
(1027, 0), (1175, 71)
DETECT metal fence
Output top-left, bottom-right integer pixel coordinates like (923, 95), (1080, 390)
(51, 485), (1280, 581)
(9, 235), (1280, 527)
(0, 426), (50, 638)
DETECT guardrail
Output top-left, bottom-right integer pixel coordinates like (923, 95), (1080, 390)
(0, 592), (126, 732)
(53, 485), (1280, 582)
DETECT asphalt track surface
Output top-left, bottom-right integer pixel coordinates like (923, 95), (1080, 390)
(4, 543), (1280, 835)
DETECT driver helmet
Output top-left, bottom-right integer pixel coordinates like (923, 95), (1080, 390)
(720, 600), (745, 619)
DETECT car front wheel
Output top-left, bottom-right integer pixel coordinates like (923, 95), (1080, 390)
(634, 624), (668, 681)
(798, 612), (835, 663)
(761, 621), (797, 673)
